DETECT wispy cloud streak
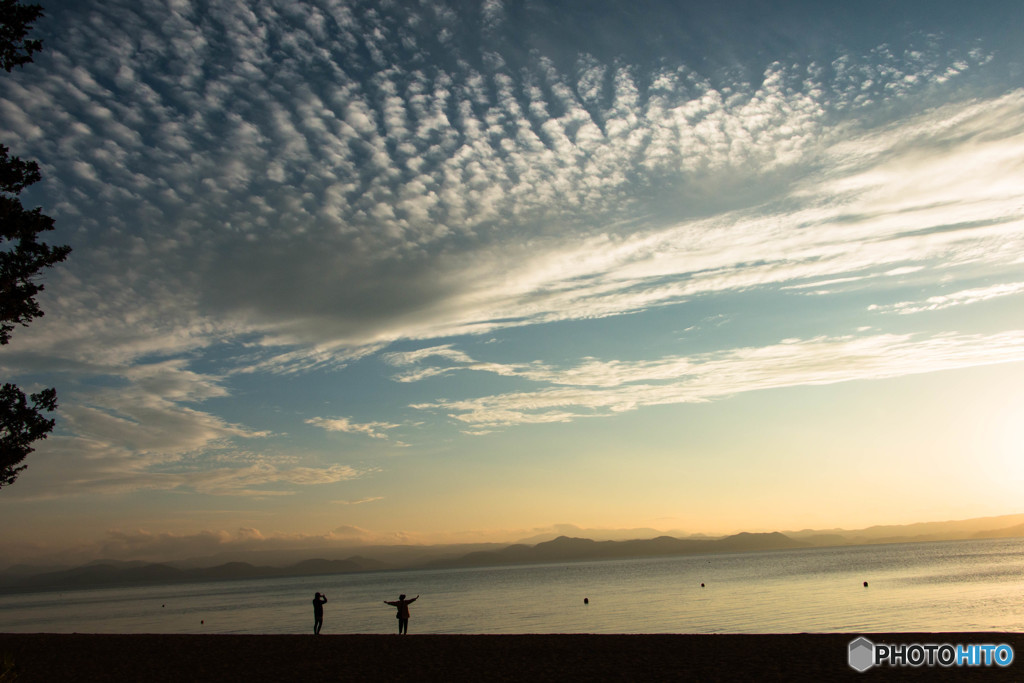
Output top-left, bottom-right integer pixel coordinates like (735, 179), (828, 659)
(408, 331), (1024, 431)
(870, 282), (1024, 315)
(306, 416), (401, 440)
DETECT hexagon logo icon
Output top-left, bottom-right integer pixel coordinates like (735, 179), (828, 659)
(848, 637), (875, 672)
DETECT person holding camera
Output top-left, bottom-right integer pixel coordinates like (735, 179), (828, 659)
(312, 592), (328, 634)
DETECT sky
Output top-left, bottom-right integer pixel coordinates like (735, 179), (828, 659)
(1, 0), (1023, 566)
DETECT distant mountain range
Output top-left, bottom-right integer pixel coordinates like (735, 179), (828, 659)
(0, 556), (389, 594)
(420, 532), (804, 569)
(3, 513), (1022, 594)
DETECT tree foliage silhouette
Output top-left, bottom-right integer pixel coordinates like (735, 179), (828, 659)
(0, 1), (69, 489)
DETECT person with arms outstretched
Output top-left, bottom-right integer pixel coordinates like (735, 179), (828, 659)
(384, 594), (418, 634)
(312, 592), (327, 634)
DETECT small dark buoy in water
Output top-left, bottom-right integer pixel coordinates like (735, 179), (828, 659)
(201, 620), (204, 624)
(863, 581), (868, 587)
(584, 597), (589, 604)
(700, 583), (705, 588)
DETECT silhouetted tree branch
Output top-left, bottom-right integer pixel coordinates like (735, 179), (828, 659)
(0, 1), (68, 489)
(0, 0), (42, 72)
(0, 383), (56, 487)
(0, 146), (69, 345)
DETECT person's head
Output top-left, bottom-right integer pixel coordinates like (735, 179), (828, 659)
(399, 594), (406, 600)
(315, 592), (321, 598)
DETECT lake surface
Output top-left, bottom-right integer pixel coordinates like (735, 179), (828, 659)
(1, 538), (1022, 635)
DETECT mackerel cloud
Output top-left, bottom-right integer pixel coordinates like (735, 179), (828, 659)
(4, 1), (1012, 363)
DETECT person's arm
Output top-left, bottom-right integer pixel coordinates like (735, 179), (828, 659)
(410, 595), (419, 603)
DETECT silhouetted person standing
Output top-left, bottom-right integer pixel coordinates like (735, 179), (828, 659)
(312, 592), (327, 634)
(384, 594), (418, 634)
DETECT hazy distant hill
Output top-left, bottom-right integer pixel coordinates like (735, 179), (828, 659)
(422, 532), (807, 569)
(0, 556), (387, 593)
(972, 522), (1024, 539)
(784, 513), (1024, 546)
(166, 542), (509, 571)
(513, 525), (686, 545)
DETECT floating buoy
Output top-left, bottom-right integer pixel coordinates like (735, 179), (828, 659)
(583, 597), (589, 604)
(700, 583), (705, 588)
(863, 581), (868, 588)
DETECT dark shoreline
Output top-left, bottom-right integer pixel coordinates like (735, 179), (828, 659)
(1, 632), (1021, 681)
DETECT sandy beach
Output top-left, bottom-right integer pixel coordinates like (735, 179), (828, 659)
(1, 632), (1021, 681)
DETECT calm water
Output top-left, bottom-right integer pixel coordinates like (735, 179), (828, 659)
(1, 538), (1021, 635)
